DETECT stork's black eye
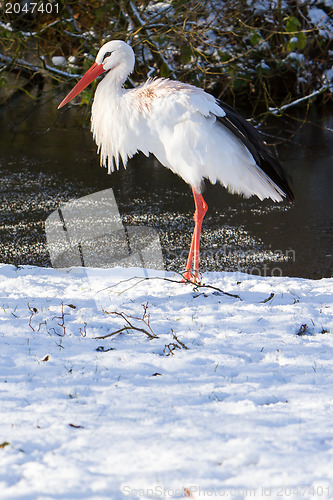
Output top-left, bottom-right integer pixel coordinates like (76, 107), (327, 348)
(102, 51), (112, 62)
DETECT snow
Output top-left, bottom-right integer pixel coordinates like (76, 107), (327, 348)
(286, 52), (305, 64)
(1, 263), (333, 499)
(2, 1), (333, 493)
(323, 68), (333, 89)
(258, 61), (270, 71)
(308, 7), (333, 38)
(51, 56), (66, 67)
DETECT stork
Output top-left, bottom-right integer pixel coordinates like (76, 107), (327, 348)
(58, 40), (293, 281)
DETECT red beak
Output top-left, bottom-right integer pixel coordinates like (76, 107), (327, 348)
(58, 62), (105, 109)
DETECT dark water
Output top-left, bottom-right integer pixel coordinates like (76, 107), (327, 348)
(0, 89), (332, 278)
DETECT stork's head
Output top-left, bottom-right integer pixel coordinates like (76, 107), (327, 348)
(58, 40), (135, 109)
(96, 40), (135, 74)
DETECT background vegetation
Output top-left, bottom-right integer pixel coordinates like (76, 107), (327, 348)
(0, 0), (332, 115)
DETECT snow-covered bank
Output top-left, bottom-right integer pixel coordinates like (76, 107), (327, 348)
(0, 264), (332, 499)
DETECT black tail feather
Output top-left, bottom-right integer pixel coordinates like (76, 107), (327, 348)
(217, 101), (294, 202)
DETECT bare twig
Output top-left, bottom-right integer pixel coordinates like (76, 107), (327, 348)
(171, 330), (189, 350)
(164, 331), (188, 355)
(97, 275), (243, 301)
(51, 303), (69, 336)
(260, 293), (275, 303)
(97, 274), (242, 301)
(79, 322), (87, 337)
(95, 305), (158, 340)
(180, 273), (242, 300)
(28, 303), (47, 332)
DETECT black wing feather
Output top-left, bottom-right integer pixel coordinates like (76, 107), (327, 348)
(217, 101), (294, 201)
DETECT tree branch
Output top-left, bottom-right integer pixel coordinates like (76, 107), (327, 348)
(268, 85), (332, 114)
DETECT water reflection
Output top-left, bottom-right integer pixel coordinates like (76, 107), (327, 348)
(0, 91), (332, 278)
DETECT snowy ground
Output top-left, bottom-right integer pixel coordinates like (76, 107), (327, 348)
(0, 264), (333, 500)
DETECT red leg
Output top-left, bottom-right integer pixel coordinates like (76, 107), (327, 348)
(183, 187), (208, 282)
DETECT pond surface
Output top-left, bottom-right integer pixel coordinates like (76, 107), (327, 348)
(0, 90), (332, 278)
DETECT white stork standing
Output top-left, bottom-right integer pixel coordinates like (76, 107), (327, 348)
(58, 40), (293, 281)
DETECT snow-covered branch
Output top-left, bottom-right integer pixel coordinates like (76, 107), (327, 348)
(268, 84), (332, 114)
(128, 0), (177, 79)
(0, 53), (81, 79)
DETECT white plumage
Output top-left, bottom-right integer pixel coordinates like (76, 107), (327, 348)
(58, 40), (293, 281)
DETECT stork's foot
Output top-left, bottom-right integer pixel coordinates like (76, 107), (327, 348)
(182, 270), (199, 283)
